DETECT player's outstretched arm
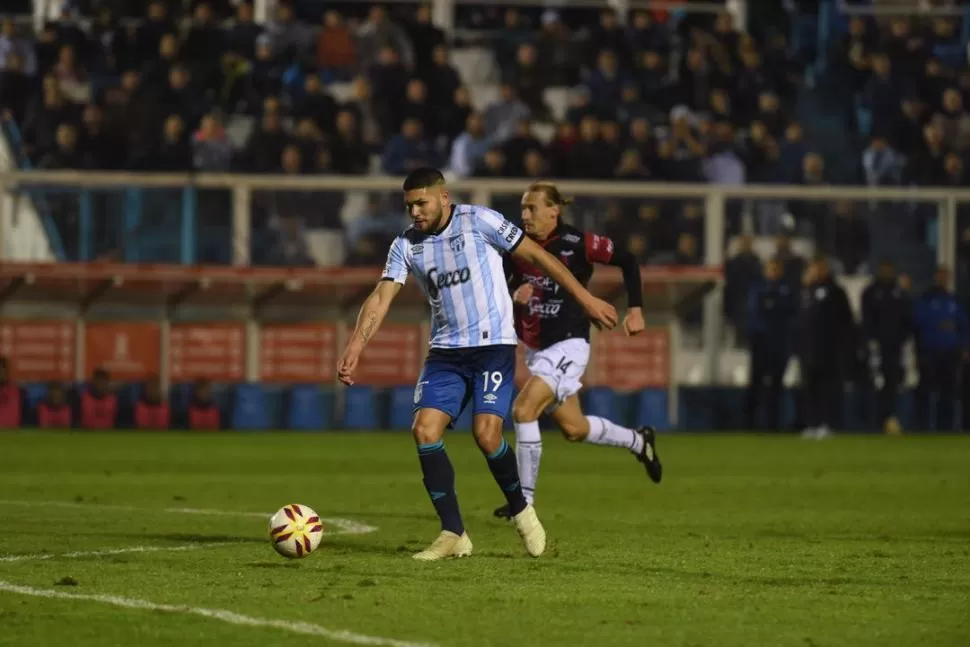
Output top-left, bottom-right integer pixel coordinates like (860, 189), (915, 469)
(512, 236), (618, 329)
(588, 236), (645, 336)
(337, 280), (402, 385)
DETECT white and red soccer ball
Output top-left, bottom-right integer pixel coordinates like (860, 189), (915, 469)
(269, 503), (324, 558)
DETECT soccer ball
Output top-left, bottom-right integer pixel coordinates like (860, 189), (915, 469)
(269, 503), (324, 558)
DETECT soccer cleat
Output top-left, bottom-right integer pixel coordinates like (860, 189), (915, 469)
(493, 504), (512, 520)
(636, 426), (663, 483)
(412, 530), (473, 561)
(512, 504), (546, 557)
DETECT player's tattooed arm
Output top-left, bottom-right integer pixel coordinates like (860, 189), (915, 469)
(348, 280), (402, 350)
(339, 278), (403, 384)
(359, 311), (379, 343)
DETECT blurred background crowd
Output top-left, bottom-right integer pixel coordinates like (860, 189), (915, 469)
(3, 0), (970, 432)
(3, 0), (969, 278)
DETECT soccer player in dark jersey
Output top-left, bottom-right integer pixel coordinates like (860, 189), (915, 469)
(494, 182), (663, 519)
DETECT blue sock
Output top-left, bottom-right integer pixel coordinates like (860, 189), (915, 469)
(416, 441), (464, 535)
(485, 438), (527, 516)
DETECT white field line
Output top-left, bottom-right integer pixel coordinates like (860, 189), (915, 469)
(0, 542), (235, 563)
(0, 499), (377, 535)
(0, 580), (440, 647)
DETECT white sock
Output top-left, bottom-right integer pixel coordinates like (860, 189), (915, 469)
(514, 420), (542, 505)
(584, 416), (644, 454)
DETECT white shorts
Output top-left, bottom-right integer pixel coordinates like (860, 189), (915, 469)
(523, 338), (590, 409)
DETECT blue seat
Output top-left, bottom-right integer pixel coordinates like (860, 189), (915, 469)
(263, 385), (285, 429)
(230, 384), (269, 430)
(23, 383), (48, 426)
(116, 382), (144, 429)
(584, 387), (616, 420)
(343, 385), (379, 430)
(634, 388), (670, 431)
(388, 386), (415, 430)
(118, 381), (142, 406)
(170, 382), (193, 413)
(23, 383), (48, 409)
(712, 387), (745, 430)
(287, 385), (327, 430)
(170, 382), (232, 429)
(678, 387), (714, 431)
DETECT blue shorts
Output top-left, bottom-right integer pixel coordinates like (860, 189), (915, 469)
(413, 345), (516, 425)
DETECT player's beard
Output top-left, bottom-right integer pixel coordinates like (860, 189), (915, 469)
(421, 202), (445, 233)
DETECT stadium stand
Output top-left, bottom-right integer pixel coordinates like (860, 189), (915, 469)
(2, 0), (801, 267)
(1, 0), (969, 432)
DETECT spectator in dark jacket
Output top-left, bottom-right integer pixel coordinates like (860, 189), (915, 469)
(381, 117), (437, 174)
(861, 261), (912, 433)
(725, 235), (763, 343)
(913, 266), (969, 431)
(797, 257), (856, 438)
(744, 258), (798, 429)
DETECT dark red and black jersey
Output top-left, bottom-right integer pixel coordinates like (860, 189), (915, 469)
(505, 223), (639, 350)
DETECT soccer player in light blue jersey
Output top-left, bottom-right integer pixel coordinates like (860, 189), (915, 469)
(337, 167), (618, 561)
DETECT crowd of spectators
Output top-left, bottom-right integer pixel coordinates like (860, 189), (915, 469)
(841, 14), (970, 187)
(0, 1), (802, 266)
(0, 1), (968, 289)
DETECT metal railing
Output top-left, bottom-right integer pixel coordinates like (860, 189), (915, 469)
(0, 169), (963, 383)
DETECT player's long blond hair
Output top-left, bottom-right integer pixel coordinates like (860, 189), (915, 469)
(527, 182), (574, 210)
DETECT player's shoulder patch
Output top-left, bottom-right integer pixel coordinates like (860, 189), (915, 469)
(561, 226), (583, 245)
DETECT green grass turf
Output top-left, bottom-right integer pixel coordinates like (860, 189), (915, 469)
(0, 431), (968, 647)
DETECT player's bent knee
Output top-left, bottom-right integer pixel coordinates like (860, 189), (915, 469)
(511, 400), (540, 424)
(411, 409), (449, 445)
(472, 414), (504, 453)
(512, 378), (555, 423)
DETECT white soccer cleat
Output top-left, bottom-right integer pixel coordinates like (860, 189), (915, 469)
(512, 504), (546, 557)
(412, 530), (473, 561)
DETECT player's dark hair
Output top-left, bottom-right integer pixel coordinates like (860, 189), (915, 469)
(527, 182), (573, 207)
(402, 167), (445, 191)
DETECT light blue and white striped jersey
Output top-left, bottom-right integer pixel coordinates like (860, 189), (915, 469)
(380, 203), (524, 349)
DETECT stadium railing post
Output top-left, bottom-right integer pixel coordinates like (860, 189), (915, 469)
(231, 185), (251, 267)
(702, 192), (726, 387)
(940, 196), (957, 271)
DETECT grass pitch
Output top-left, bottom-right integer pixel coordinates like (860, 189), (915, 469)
(0, 431), (968, 647)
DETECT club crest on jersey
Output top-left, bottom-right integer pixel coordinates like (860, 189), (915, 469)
(449, 235), (465, 253)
